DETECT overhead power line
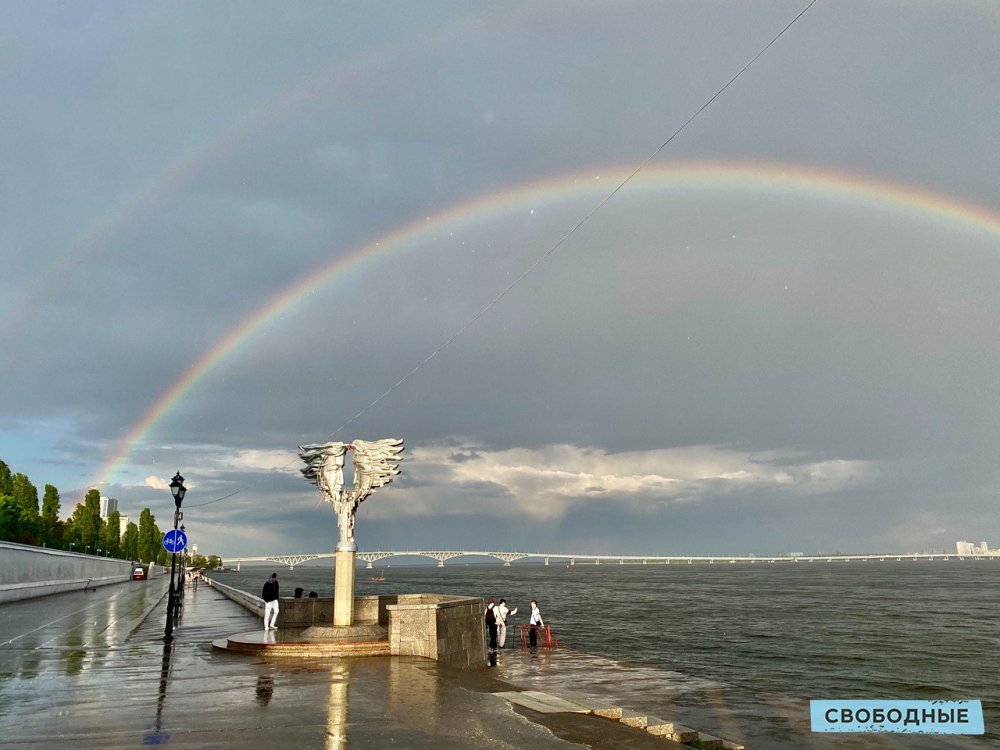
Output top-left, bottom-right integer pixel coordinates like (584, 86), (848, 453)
(188, 0), (819, 508)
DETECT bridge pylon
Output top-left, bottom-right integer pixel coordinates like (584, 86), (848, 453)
(266, 554), (321, 571)
(357, 552), (394, 569)
(421, 551), (465, 567)
(490, 552), (529, 567)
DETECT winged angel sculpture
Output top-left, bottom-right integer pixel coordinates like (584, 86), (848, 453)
(298, 438), (404, 548)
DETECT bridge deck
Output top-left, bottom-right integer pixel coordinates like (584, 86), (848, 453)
(228, 550), (997, 569)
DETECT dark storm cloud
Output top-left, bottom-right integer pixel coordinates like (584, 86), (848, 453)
(1, 1), (998, 556)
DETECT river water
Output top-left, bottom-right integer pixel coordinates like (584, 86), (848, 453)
(210, 560), (998, 748)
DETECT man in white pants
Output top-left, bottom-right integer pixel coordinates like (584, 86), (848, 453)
(496, 598), (517, 648)
(262, 573), (280, 630)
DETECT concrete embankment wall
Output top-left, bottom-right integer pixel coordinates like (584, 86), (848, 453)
(0, 540), (157, 604)
(205, 576), (486, 669)
(388, 595), (487, 670)
(204, 577), (265, 616)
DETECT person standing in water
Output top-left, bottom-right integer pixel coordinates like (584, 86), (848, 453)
(528, 599), (544, 647)
(497, 598), (517, 648)
(485, 597), (498, 651)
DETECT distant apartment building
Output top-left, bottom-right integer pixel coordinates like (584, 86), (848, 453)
(99, 496), (118, 518)
(956, 540), (994, 556)
(119, 515), (130, 538)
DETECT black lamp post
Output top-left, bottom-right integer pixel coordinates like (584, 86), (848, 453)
(163, 471), (186, 643)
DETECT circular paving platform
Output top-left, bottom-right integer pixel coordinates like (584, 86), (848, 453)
(212, 626), (390, 657)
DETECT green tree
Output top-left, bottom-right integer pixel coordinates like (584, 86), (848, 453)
(153, 521), (169, 566)
(0, 494), (37, 543)
(86, 490), (104, 553)
(188, 554), (220, 570)
(40, 484), (61, 546)
(0, 460), (12, 496)
(67, 503), (90, 550)
(138, 508), (157, 563)
(100, 510), (122, 558)
(62, 515), (78, 549)
(68, 490), (103, 554)
(122, 521), (139, 560)
(12, 473), (39, 520)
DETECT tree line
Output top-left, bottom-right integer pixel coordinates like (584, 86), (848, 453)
(0, 458), (208, 567)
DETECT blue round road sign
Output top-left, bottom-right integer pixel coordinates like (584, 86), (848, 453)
(162, 529), (188, 553)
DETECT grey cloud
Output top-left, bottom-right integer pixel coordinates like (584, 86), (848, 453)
(2, 1), (998, 556)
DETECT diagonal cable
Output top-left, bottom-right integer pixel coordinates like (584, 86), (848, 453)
(187, 0), (818, 508)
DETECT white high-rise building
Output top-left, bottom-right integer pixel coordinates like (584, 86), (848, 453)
(99, 496), (118, 518)
(956, 540), (993, 556)
(119, 515), (130, 538)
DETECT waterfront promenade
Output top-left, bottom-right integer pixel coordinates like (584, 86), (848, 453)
(0, 579), (683, 749)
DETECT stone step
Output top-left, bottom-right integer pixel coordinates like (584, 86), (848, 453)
(619, 710), (650, 728)
(592, 706), (624, 719)
(688, 734), (724, 750)
(644, 719), (700, 744)
(493, 690), (590, 714)
(560, 702), (745, 749)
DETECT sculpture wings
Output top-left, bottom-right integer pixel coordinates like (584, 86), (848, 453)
(351, 438), (405, 499)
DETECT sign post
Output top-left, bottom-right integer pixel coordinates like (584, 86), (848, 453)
(163, 472), (187, 643)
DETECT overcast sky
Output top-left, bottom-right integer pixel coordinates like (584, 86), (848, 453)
(1, 1), (998, 559)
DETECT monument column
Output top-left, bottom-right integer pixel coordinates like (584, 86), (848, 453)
(299, 438), (403, 631)
(334, 540), (357, 626)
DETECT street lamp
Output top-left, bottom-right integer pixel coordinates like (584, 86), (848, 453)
(163, 471), (187, 643)
(69, 542), (75, 552)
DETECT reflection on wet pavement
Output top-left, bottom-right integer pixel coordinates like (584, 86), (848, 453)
(0, 581), (583, 748)
(5, 579), (973, 749)
(255, 675), (274, 706)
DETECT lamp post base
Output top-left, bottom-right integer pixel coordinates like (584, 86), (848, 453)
(164, 578), (176, 642)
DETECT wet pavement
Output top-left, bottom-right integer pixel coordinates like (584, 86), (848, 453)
(0, 580), (676, 749)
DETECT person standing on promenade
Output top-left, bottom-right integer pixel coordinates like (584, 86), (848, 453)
(262, 573), (280, 630)
(496, 598), (517, 648)
(528, 599), (544, 647)
(485, 597), (498, 651)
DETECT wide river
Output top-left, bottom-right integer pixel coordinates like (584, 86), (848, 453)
(210, 560), (998, 748)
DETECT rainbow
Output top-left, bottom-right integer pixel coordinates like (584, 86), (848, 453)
(0, 62), (357, 345)
(0, 9), (489, 346)
(87, 160), (1000, 494)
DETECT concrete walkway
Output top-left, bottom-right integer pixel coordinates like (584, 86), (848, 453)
(0, 579), (684, 749)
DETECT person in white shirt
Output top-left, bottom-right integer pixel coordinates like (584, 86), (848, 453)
(528, 599), (544, 647)
(496, 598), (517, 648)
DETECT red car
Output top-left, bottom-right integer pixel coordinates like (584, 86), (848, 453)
(132, 566), (146, 580)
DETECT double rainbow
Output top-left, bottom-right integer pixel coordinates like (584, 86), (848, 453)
(87, 160), (1000, 493)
